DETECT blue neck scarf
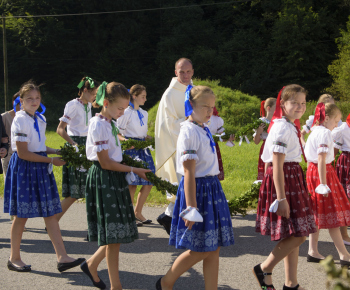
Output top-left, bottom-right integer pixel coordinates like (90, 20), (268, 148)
(184, 85), (194, 117)
(129, 102), (144, 126)
(24, 103), (47, 141)
(190, 120), (215, 153)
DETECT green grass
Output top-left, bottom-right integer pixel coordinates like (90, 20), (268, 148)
(0, 131), (261, 204)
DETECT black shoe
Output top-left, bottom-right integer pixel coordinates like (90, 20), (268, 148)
(283, 284), (300, 290)
(7, 260), (31, 272)
(84, 234), (89, 241)
(80, 261), (106, 289)
(156, 277), (162, 290)
(307, 254), (324, 263)
(156, 213), (172, 235)
(340, 259), (350, 268)
(57, 258), (86, 272)
(136, 217), (152, 224)
(252, 264), (275, 290)
(136, 220), (144, 227)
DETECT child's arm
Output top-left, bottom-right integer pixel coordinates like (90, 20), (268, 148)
(56, 121), (77, 145)
(117, 134), (127, 141)
(253, 123), (265, 145)
(183, 159), (197, 230)
(96, 149), (150, 180)
(272, 152), (290, 218)
(334, 148), (339, 156)
(300, 129), (307, 147)
(46, 146), (60, 155)
(16, 142), (65, 166)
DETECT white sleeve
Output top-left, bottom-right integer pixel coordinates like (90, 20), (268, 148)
(332, 126), (344, 150)
(59, 101), (77, 124)
(216, 117), (225, 134)
(302, 116), (314, 133)
(12, 115), (29, 143)
(270, 123), (289, 155)
(90, 121), (110, 153)
(177, 129), (199, 164)
(164, 93), (185, 138)
(316, 131), (331, 154)
(116, 110), (131, 136)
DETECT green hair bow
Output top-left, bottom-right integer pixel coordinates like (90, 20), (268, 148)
(77, 77), (95, 89)
(95, 81), (108, 106)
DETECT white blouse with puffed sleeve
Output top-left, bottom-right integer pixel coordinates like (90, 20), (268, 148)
(117, 106), (148, 138)
(261, 118), (302, 163)
(11, 110), (47, 152)
(305, 125), (334, 164)
(176, 120), (219, 177)
(332, 122), (350, 152)
(59, 99), (92, 136)
(207, 115), (224, 135)
(86, 114), (122, 162)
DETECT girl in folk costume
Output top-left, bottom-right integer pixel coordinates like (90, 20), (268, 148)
(56, 77), (99, 222)
(117, 84), (155, 225)
(300, 94), (341, 146)
(253, 98), (277, 180)
(157, 86), (234, 290)
(81, 82), (150, 290)
(4, 81), (85, 273)
(332, 113), (350, 245)
(254, 85), (317, 290)
(305, 103), (350, 266)
(206, 107), (233, 180)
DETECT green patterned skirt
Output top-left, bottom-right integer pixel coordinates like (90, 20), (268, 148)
(85, 161), (138, 246)
(62, 136), (88, 199)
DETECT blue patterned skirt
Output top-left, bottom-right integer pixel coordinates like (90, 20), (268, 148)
(4, 152), (62, 218)
(169, 175), (235, 252)
(124, 137), (155, 186)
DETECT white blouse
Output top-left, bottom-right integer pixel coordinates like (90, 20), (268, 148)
(332, 122), (350, 152)
(117, 106), (148, 138)
(59, 99), (92, 137)
(11, 110), (47, 152)
(303, 115), (342, 133)
(176, 120), (219, 177)
(305, 125), (334, 164)
(261, 118), (302, 163)
(253, 117), (271, 140)
(86, 114), (123, 162)
(207, 115), (224, 135)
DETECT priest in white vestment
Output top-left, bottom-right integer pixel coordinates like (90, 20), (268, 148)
(155, 58), (194, 234)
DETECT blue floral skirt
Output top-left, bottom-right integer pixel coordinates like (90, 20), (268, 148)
(4, 152), (62, 218)
(169, 175), (235, 252)
(124, 137), (155, 186)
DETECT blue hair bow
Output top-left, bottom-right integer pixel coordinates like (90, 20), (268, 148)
(184, 85), (193, 117)
(13, 96), (21, 112)
(129, 102), (144, 126)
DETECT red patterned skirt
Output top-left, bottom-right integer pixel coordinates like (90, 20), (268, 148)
(256, 162), (317, 241)
(215, 142), (224, 181)
(306, 162), (350, 229)
(257, 140), (266, 180)
(336, 151), (350, 198)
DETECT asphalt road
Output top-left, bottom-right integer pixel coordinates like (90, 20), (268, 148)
(0, 199), (340, 290)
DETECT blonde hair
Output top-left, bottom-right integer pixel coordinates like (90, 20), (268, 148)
(93, 82), (130, 108)
(281, 84), (307, 102)
(318, 94), (334, 104)
(264, 97), (276, 110)
(313, 103), (341, 126)
(129, 84), (146, 104)
(19, 80), (42, 99)
(189, 85), (215, 104)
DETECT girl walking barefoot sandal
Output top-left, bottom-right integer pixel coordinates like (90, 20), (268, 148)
(253, 264), (276, 290)
(283, 284), (299, 290)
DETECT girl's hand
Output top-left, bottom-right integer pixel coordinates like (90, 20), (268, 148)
(133, 168), (151, 181)
(53, 157), (66, 167)
(0, 147), (7, 158)
(228, 134), (235, 142)
(55, 149), (61, 155)
(276, 199), (290, 218)
(256, 123), (266, 134)
(183, 219), (195, 230)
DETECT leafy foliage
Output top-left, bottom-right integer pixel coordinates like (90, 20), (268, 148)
(320, 255), (350, 289)
(121, 138), (155, 151)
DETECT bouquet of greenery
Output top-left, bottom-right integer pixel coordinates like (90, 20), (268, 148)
(121, 138), (155, 151)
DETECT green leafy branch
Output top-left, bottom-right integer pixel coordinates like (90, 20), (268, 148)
(227, 182), (261, 216)
(60, 143), (93, 170)
(320, 255), (350, 289)
(121, 138), (155, 151)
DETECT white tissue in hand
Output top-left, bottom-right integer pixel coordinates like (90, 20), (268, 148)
(182, 208), (203, 222)
(315, 184), (331, 195)
(125, 172), (136, 184)
(269, 199), (279, 213)
(47, 163), (53, 174)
